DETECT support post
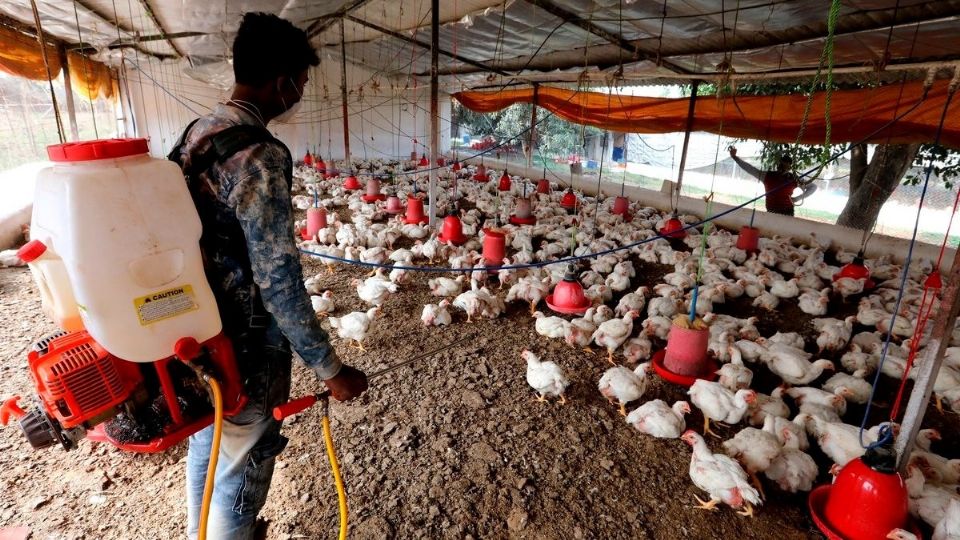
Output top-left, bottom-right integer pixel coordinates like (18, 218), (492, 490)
(674, 81), (699, 197)
(526, 84), (539, 169)
(58, 44), (80, 141)
(896, 249), (960, 468)
(339, 18), (351, 167)
(428, 0), (439, 227)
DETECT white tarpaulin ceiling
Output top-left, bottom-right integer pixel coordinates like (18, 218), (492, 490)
(2, 0), (960, 89)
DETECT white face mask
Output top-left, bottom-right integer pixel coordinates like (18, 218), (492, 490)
(273, 78), (303, 124)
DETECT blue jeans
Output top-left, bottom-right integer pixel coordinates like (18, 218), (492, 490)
(186, 340), (292, 540)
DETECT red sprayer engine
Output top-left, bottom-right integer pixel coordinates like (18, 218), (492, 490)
(2, 331), (245, 452)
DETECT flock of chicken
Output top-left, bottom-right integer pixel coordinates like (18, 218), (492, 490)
(290, 158), (960, 536)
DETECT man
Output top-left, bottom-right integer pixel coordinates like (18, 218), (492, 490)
(728, 146), (798, 216)
(170, 12), (368, 540)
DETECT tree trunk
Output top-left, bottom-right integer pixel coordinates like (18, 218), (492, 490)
(836, 143), (920, 231)
(849, 143), (868, 193)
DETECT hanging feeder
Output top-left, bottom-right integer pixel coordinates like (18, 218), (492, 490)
(361, 177), (386, 203)
(437, 212), (468, 245)
(832, 253), (876, 290)
(925, 272), (943, 289)
(498, 171), (512, 192)
(315, 156), (326, 173)
(404, 195), (428, 225)
(652, 317), (718, 387)
(451, 161), (462, 172)
(560, 188), (578, 213)
(659, 213), (687, 239)
(436, 157), (445, 166)
(736, 225), (760, 253)
(418, 154), (430, 167)
(808, 446), (918, 540)
(473, 163), (489, 182)
(611, 196), (629, 216)
(303, 151), (314, 167)
(342, 173), (362, 191)
(536, 177), (550, 194)
(545, 264), (591, 315)
(306, 206), (327, 238)
(481, 228), (506, 267)
(510, 197), (537, 226)
(384, 195), (404, 214)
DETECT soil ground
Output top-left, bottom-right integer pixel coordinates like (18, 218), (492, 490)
(1, 221), (957, 539)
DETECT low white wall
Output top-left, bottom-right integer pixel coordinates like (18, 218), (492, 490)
(477, 156), (956, 271)
(0, 162), (45, 249)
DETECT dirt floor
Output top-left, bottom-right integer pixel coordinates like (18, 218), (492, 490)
(1, 223), (957, 539)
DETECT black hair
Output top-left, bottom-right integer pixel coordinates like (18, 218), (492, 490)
(232, 12), (319, 86)
(779, 155), (794, 164)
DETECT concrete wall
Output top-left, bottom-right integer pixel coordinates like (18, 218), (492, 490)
(478, 156), (957, 271)
(121, 58), (451, 161)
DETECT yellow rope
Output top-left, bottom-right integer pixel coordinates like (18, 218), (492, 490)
(198, 377), (223, 540)
(322, 413), (349, 540)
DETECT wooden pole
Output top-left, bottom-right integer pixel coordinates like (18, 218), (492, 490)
(673, 81), (699, 203)
(339, 18), (351, 167)
(896, 251), (960, 468)
(58, 45), (80, 141)
(428, 0), (439, 226)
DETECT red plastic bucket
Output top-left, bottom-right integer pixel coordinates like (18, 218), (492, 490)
(384, 195), (404, 214)
(306, 207), (327, 237)
(660, 217), (686, 239)
(404, 196), (428, 224)
(736, 225), (760, 252)
(536, 178), (550, 194)
(343, 175), (362, 190)
(498, 172), (512, 191)
(482, 229), (505, 266)
(663, 324), (710, 377)
(437, 215), (467, 245)
(612, 196), (629, 215)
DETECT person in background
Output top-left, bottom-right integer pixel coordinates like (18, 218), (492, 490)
(171, 12), (368, 540)
(728, 146), (798, 216)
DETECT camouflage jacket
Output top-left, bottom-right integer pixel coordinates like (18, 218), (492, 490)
(174, 103), (341, 379)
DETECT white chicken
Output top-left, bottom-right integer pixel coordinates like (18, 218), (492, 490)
(717, 345), (753, 391)
(354, 274), (398, 306)
(534, 311), (570, 339)
(626, 399), (690, 439)
(615, 286), (649, 317)
(598, 363), (651, 415)
(563, 309), (597, 352)
(328, 307), (380, 350)
(310, 290), (335, 316)
(813, 316), (854, 353)
(723, 423), (783, 496)
(591, 311), (639, 365)
(523, 349), (569, 403)
(798, 288), (831, 316)
(622, 334), (654, 364)
(505, 275), (552, 315)
(763, 427), (818, 493)
(421, 299), (452, 327)
(688, 380), (757, 437)
(681, 430), (762, 517)
(770, 278), (800, 299)
(766, 353), (835, 386)
(428, 275), (466, 297)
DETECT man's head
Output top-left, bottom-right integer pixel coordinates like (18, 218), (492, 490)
(232, 12), (319, 121)
(777, 154), (794, 173)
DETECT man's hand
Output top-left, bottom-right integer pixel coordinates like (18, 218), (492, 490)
(728, 146), (737, 158)
(325, 364), (368, 401)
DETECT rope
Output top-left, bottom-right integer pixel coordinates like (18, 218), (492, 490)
(820, 0), (842, 164)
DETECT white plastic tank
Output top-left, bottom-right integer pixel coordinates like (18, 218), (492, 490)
(31, 138), (221, 362)
(17, 239), (84, 332)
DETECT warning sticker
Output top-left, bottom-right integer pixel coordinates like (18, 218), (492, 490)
(134, 285), (199, 326)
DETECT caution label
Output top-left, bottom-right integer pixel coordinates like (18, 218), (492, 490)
(134, 285), (198, 326)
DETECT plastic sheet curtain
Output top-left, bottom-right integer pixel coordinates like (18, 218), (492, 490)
(454, 80), (960, 149)
(67, 51), (116, 101)
(0, 24), (61, 80)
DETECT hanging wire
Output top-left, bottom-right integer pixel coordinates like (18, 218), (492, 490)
(28, 0), (65, 144)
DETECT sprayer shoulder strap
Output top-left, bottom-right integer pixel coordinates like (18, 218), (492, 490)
(169, 120), (280, 179)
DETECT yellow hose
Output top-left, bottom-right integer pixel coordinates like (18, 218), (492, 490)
(322, 413), (349, 540)
(198, 376), (224, 540)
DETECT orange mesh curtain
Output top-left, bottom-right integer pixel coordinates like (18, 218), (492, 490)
(0, 24), (61, 80)
(67, 51), (117, 102)
(454, 80), (960, 149)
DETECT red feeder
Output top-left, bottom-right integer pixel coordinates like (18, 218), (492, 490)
(473, 164), (489, 182)
(404, 195), (428, 225)
(809, 448), (918, 540)
(384, 195), (404, 214)
(659, 215), (687, 239)
(361, 177), (386, 203)
(832, 255), (876, 290)
(436, 157), (445, 166)
(611, 196), (629, 215)
(510, 197), (537, 226)
(306, 207), (327, 237)
(452, 161), (462, 172)
(536, 178), (550, 194)
(736, 225), (760, 253)
(651, 322), (718, 387)
(482, 228), (506, 267)
(498, 171), (512, 191)
(303, 151), (313, 167)
(418, 154), (430, 167)
(925, 272), (943, 289)
(299, 226), (311, 240)
(315, 158), (326, 173)
(560, 188), (578, 213)
(343, 174), (362, 191)
(437, 214), (468, 245)
(545, 265), (591, 315)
